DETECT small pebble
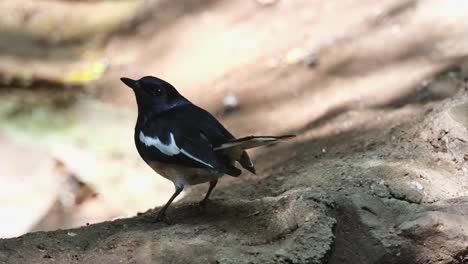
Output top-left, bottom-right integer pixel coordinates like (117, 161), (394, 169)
(303, 52), (319, 68)
(222, 93), (239, 114)
(420, 79), (430, 88)
(67, 232), (77, 237)
(408, 181), (423, 190)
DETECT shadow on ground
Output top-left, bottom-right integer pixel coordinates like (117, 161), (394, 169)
(1, 0), (468, 263)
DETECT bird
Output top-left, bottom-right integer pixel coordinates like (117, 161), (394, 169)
(121, 76), (295, 222)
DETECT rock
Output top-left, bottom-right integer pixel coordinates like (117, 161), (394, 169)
(371, 181), (391, 198)
(0, 189), (336, 264)
(329, 193), (403, 264)
(398, 206), (468, 264)
(2, 1), (468, 263)
(222, 93), (239, 115)
(387, 181), (424, 204)
(328, 192), (445, 264)
(304, 52), (320, 68)
(407, 181), (423, 191)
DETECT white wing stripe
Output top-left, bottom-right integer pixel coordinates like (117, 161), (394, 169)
(180, 149), (214, 168)
(214, 137), (279, 151)
(139, 131), (180, 156)
(139, 131), (214, 168)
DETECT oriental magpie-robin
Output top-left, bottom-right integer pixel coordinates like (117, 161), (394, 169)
(121, 76), (294, 222)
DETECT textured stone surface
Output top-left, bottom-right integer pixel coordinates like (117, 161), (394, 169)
(0, 190), (336, 264)
(2, 0), (468, 263)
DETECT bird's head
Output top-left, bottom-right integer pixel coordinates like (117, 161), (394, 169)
(120, 76), (189, 113)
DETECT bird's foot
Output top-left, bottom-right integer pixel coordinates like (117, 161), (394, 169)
(140, 211), (171, 224)
(199, 198), (214, 209)
(199, 200), (207, 209)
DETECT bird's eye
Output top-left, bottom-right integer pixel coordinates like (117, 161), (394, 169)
(154, 88), (163, 96)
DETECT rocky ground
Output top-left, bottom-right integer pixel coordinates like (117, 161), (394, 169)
(1, 0), (468, 263)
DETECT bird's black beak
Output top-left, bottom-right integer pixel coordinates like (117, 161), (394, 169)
(120, 77), (139, 89)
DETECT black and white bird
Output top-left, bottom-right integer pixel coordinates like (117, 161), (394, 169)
(121, 76), (294, 222)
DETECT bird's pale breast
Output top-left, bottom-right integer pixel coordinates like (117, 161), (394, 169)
(147, 160), (223, 187)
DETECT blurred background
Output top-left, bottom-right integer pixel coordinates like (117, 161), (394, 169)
(1, 0), (468, 238)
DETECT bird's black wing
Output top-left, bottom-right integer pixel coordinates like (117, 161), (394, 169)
(167, 104), (256, 174)
(180, 105), (236, 145)
(136, 105), (241, 176)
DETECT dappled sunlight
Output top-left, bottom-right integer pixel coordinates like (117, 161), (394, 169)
(1, 0), (467, 238)
(0, 1), (468, 263)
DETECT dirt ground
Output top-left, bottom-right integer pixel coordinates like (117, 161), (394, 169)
(1, 0), (468, 263)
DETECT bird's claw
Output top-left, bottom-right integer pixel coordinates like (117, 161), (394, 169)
(199, 199), (210, 209)
(140, 211), (171, 224)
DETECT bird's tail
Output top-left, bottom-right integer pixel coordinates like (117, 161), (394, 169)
(214, 135), (295, 152)
(215, 135), (295, 176)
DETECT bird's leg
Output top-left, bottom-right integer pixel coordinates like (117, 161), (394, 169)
(199, 180), (218, 208)
(154, 184), (184, 222)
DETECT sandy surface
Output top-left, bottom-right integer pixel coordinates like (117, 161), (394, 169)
(1, 1), (468, 263)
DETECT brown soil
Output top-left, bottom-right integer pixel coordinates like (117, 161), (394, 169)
(1, 0), (468, 263)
